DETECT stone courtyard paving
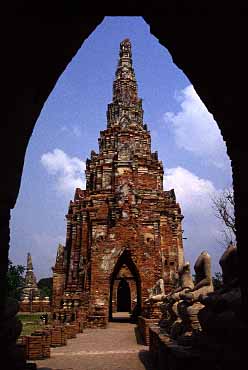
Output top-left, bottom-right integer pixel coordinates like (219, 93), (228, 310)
(35, 321), (154, 370)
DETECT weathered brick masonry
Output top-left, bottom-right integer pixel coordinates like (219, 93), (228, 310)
(52, 39), (184, 326)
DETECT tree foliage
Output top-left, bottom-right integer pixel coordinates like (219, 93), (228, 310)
(189, 272), (223, 291)
(37, 277), (53, 299)
(6, 259), (25, 300)
(212, 272), (223, 290)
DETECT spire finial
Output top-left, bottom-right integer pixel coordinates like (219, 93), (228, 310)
(105, 39), (144, 130)
(119, 38), (132, 59)
(113, 38), (138, 105)
(27, 252), (33, 271)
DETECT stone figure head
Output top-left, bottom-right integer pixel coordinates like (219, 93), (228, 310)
(194, 251), (212, 283)
(180, 262), (191, 275)
(219, 242), (238, 285)
(56, 244), (64, 262)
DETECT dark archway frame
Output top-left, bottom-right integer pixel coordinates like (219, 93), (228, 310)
(1, 10), (248, 366)
(109, 249), (141, 321)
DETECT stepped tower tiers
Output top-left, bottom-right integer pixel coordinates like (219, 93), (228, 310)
(21, 253), (40, 301)
(52, 39), (185, 327)
(20, 253), (51, 313)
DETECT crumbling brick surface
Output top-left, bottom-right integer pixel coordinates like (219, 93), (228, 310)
(138, 317), (159, 345)
(52, 39), (184, 326)
(19, 333), (50, 360)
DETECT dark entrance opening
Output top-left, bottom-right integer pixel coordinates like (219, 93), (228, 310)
(109, 249), (141, 322)
(117, 278), (131, 312)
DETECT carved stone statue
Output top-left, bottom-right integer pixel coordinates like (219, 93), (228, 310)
(180, 251), (213, 302)
(159, 262), (194, 337)
(198, 243), (241, 334)
(55, 244), (65, 266)
(145, 278), (165, 303)
(219, 241), (238, 287)
(169, 262), (194, 302)
(176, 251), (214, 343)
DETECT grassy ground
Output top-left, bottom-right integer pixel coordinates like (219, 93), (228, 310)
(17, 312), (51, 336)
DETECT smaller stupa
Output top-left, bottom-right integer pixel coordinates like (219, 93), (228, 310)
(21, 252), (40, 301)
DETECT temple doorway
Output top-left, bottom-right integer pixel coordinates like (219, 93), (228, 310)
(117, 278), (131, 312)
(109, 249), (141, 322)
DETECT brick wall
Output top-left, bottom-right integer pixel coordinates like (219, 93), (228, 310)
(19, 334), (50, 360)
(19, 300), (51, 313)
(138, 316), (159, 345)
(51, 39), (185, 327)
(17, 322), (82, 361)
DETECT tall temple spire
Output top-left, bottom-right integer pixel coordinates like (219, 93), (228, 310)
(107, 39), (144, 129)
(21, 252), (40, 300)
(27, 252), (33, 271)
(113, 39), (138, 104)
(52, 39), (184, 326)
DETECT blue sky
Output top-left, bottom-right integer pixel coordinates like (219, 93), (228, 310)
(9, 16), (233, 280)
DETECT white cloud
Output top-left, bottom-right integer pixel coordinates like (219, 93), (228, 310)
(41, 148), (86, 196)
(72, 126), (82, 137)
(164, 166), (225, 272)
(164, 85), (230, 169)
(164, 166), (216, 214)
(60, 125), (82, 137)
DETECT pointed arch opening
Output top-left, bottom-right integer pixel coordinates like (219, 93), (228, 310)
(117, 278), (131, 312)
(109, 249), (141, 322)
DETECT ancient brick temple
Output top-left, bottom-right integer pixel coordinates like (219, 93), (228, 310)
(21, 252), (40, 301)
(52, 39), (184, 327)
(19, 253), (50, 312)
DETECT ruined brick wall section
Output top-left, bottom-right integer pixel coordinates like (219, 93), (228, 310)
(176, 214), (185, 269)
(66, 217), (79, 290)
(159, 207), (184, 293)
(129, 279), (137, 312)
(112, 279), (119, 313)
(51, 181), (184, 321)
(52, 244), (66, 309)
(19, 300), (51, 313)
(85, 127), (164, 194)
(51, 39), (185, 325)
(52, 272), (65, 309)
(87, 211), (181, 318)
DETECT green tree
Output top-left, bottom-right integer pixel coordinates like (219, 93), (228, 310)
(192, 272), (223, 291)
(212, 272), (223, 290)
(38, 277), (53, 299)
(6, 259), (25, 300)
